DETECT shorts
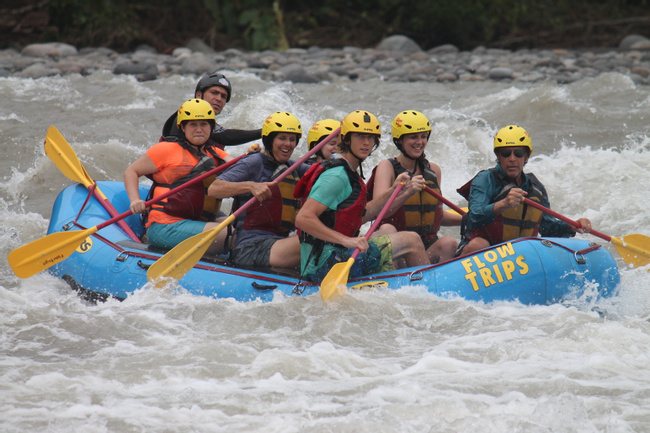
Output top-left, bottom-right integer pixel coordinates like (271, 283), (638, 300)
(230, 236), (282, 268)
(147, 220), (207, 249)
(305, 235), (393, 282)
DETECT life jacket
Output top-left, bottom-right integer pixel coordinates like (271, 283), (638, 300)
(293, 158), (367, 250)
(239, 154), (302, 236)
(367, 157), (442, 246)
(457, 167), (545, 245)
(146, 141), (226, 227)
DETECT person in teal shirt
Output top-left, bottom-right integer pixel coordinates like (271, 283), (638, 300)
(294, 110), (429, 282)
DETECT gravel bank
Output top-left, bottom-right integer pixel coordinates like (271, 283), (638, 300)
(3, 34), (650, 85)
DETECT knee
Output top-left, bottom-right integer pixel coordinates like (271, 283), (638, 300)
(438, 236), (458, 250)
(403, 231), (425, 250)
(459, 237), (489, 256)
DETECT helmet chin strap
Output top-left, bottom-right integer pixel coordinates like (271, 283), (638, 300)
(349, 149), (367, 179)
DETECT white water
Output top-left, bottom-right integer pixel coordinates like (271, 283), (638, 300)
(2, 71), (650, 432)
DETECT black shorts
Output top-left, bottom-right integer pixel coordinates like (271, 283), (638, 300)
(230, 236), (282, 267)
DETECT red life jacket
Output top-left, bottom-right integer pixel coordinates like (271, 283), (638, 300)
(367, 157), (443, 247)
(457, 167), (545, 245)
(240, 154), (302, 236)
(293, 159), (366, 246)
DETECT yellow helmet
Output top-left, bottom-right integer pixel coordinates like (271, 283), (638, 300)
(392, 110), (431, 144)
(262, 111), (302, 139)
(176, 98), (215, 127)
(307, 119), (341, 150)
(494, 125), (533, 155)
(341, 110), (381, 137)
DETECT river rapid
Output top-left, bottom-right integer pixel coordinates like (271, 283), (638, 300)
(2, 70), (650, 432)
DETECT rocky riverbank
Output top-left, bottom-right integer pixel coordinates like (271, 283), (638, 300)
(3, 34), (650, 85)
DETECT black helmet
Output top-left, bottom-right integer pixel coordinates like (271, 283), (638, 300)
(195, 72), (232, 102)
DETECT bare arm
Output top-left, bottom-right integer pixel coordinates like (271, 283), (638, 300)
(295, 198), (369, 252)
(208, 178), (272, 202)
(364, 172), (413, 223)
(371, 160), (396, 199)
(372, 159), (427, 220)
(124, 154), (158, 214)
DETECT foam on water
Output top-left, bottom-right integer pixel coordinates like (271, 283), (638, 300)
(2, 71), (650, 431)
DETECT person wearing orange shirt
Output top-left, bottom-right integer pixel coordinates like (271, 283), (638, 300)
(125, 98), (233, 254)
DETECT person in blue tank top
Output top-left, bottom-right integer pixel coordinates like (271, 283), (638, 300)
(456, 124), (592, 256)
(208, 111), (309, 270)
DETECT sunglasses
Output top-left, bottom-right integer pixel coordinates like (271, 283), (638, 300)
(498, 148), (526, 158)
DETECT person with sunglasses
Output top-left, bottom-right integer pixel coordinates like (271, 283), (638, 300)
(161, 72), (262, 149)
(455, 125), (592, 256)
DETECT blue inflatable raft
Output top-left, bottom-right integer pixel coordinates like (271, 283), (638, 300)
(46, 181), (620, 304)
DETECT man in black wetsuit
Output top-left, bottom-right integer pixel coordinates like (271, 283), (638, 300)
(161, 72), (262, 149)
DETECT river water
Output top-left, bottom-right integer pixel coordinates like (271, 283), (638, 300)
(2, 70), (650, 432)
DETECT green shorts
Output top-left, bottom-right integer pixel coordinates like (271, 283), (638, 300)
(147, 220), (207, 249)
(305, 235), (393, 282)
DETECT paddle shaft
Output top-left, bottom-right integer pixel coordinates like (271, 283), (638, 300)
(522, 198), (610, 241)
(146, 126), (343, 282)
(423, 186), (467, 215)
(319, 182), (405, 301)
(223, 127), (344, 225)
(350, 182), (404, 260)
(82, 153), (248, 234)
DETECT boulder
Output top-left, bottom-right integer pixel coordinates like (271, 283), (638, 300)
(185, 38), (216, 55)
(21, 43), (78, 58)
(619, 34), (650, 51)
(113, 62), (159, 81)
(279, 63), (320, 83)
(376, 35), (423, 54)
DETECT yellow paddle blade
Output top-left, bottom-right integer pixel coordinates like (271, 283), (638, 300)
(445, 207), (468, 215)
(610, 234), (650, 268)
(320, 258), (353, 301)
(44, 126), (93, 187)
(45, 126), (140, 243)
(8, 229), (96, 279)
(146, 215), (236, 282)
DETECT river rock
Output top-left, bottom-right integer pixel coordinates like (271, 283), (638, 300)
(428, 44), (460, 55)
(21, 42), (78, 58)
(113, 62), (159, 81)
(632, 66), (650, 77)
(186, 37), (217, 54)
(619, 34), (650, 50)
(180, 52), (218, 75)
(2, 33), (650, 86)
(488, 67), (514, 80)
(279, 63), (320, 83)
(630, 40), (650, 51)
(376, 35), (423, 54)
(17, 63), (60, 78)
